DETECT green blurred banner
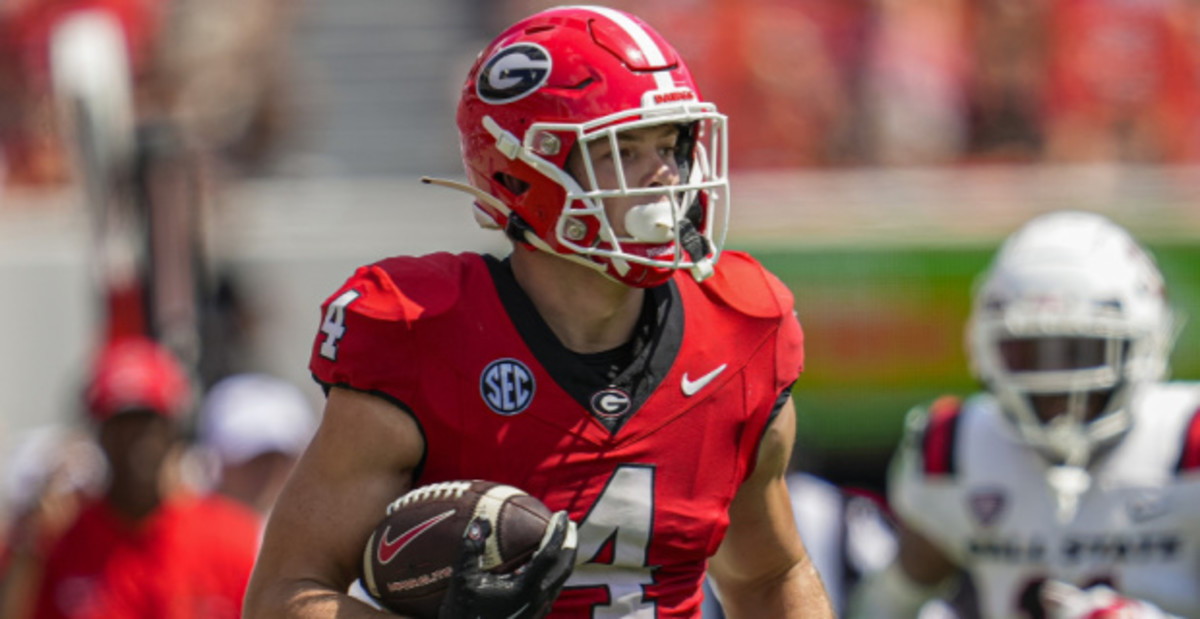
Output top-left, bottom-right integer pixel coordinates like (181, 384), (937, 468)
(743, 243), (1200, 459)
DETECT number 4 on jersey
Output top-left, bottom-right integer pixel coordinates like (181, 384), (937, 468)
(567, 465), (658, 618)
(319, 289), (361, 360)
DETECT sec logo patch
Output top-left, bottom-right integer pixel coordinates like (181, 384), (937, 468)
(480, 358), (535, 415)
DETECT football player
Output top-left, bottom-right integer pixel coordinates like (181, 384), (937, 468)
(242, 5), (834, 619)
(847, 210), (1200, 618)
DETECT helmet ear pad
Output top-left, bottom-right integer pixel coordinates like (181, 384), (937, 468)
(466, 130), (578, 243)
(495, 173), (529, 197)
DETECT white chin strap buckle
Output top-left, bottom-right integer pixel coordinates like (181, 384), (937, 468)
(689, 259), (714, 282)
(1046, 465), (1091, 524)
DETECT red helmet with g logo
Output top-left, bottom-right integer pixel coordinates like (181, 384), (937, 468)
(451, 5), (728, 287)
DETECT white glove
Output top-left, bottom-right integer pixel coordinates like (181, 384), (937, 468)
(1040, 581), (1180, 619)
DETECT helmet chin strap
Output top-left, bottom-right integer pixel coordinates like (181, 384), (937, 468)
(1046, 464), (1091, 524)
(421, 174), (672, 284)
(526, 232), (632, 278)
(1040, 418), (1093, 524)
(676, 216), (714, 282)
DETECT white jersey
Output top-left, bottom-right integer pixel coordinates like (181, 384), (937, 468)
(890, 383), (1200, 618)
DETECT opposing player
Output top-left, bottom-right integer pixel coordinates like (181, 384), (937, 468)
(243, 5), (833, 618)
(847, 210), (1200, 618)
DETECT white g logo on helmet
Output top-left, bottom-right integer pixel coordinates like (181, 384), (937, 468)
(476, 43), (552, 104)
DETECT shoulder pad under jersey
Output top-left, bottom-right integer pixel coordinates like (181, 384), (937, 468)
(888, 395), (972, 559)
(1172, 385), (1200, 474)
(696, 250), (805, 383)
(901, 396), (965, 478)
(309, 253), (472, 393)
(697, 250), (795, 319)
(334, 252), (467, 323)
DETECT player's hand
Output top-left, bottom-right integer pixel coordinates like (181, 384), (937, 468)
(439, 511), (577, 619)
(1040, 581), (1180, 619)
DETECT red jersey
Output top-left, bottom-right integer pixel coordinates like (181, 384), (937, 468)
(33, 493), (261, 619)
(310, 250), (805, 618)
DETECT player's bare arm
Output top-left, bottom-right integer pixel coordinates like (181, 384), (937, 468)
(845, 518), (960, 618)
(707, 397), (835, 618)
(844, 403), (961, 619)
(243, 387), (425, 618)
(897, 522), (959, 587)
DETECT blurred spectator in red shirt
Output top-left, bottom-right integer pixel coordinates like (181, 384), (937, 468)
(0, 425), (104, 618)
(1042, 0), (1198, 162)
(0, 0), (164, 187)
(21, 337), (260, 619)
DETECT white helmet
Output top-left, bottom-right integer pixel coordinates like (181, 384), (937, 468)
(967, 211), (1176, 468)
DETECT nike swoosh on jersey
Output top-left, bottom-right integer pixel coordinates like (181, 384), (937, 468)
(378, 509), (456, 565)
(681, 364), (728, 396)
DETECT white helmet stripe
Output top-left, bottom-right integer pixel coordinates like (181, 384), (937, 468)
(569, 5), (676, 91)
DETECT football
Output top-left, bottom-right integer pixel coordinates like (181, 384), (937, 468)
(360, 479), (554, 617)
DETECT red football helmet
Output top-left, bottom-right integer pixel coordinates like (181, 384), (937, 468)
(447, 5), (728, 287)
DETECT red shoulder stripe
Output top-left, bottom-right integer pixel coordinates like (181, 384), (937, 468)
(922, 396), (963, 477)
(1174, 406), (1200, 473)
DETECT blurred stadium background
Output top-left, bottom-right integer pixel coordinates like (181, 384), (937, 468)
(1, 0), (1198, 502)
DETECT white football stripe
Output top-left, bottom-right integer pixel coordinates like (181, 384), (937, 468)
(474, 484), (527, 570)
(362, 530), (379, 597)
(570, 5), (675, 91)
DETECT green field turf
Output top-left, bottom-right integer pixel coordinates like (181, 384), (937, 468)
(732, 242), (1200, 474)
